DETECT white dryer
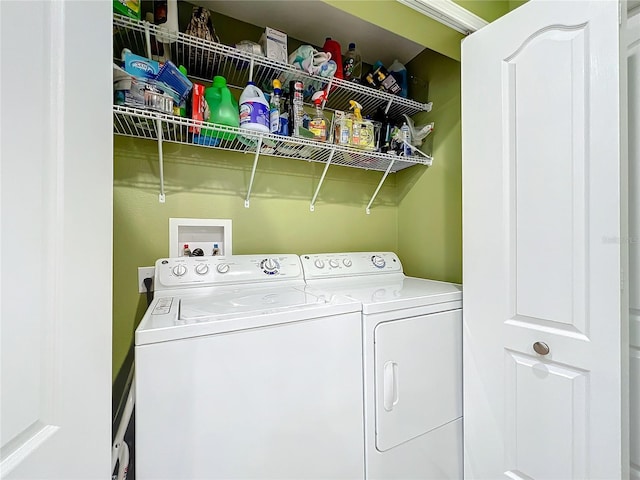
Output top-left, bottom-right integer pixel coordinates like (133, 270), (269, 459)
(135, 254), (365, 480)
(301, 252), (463, 479)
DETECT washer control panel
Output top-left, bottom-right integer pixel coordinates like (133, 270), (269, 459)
(300, 252), (403, 279)
(155, 254), (302, 290)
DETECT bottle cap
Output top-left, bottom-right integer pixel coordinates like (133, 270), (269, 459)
(178, 65), (188, 76)
(349, 43), (356, 49)
(213, 76), (227, 87)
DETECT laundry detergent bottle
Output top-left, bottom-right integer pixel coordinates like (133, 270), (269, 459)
(206, 75), (239, 141)
(322, 37), (343, 81)
(239, 81), (270, 133)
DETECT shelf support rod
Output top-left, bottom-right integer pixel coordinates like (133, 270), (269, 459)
(310, 148), (336, 212)
(244, 136), (263, 208)
(366, 159), (395, 215)
(143, 21), (152, 59)
(384, 98), (393, 115)
(156, 119), (166, 203)
(249, 58), (255, 82)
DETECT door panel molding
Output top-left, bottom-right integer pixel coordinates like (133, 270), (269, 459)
(504, 351), (588, 479)
(504, 25), (589, 335)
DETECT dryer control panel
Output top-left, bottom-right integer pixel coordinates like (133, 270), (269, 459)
(300, 252), (403, 280)
(154, 254), (303, 290)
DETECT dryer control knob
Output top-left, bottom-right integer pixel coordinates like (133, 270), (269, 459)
(195, 263), (209, 275)
(343, 259), (353, 267)
(371, 255), (386, 268)
(314, 259), (325, 269)
(217, 263), (230, 274)
(172, 264), (187, 277)
(329, 259), (339, 268)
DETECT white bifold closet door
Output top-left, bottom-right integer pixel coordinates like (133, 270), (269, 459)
(462, 1), (629, 478)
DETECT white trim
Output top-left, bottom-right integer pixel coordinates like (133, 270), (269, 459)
(397, 0), (489, 34)
(0, 425), (59, 476)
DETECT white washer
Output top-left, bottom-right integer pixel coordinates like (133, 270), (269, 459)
(300, 252), (463, 479)
(135, 254), (365, 480)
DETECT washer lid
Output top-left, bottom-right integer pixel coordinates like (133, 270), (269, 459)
(179, 287), (321, 320)
(309, 276), (462, 314)
(136, 285), (360, 345)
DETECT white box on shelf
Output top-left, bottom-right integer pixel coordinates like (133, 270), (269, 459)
(259, 27), (288, 64)
(169, 218), (232, 258)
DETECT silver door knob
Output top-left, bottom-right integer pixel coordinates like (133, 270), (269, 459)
(533, 341), (550, 355)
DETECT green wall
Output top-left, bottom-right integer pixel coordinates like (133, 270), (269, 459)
(113, 139), (402, 380)
(113, 0), (519, 383)
(324, 0), (514, 61)
(397, 49), (462, 283)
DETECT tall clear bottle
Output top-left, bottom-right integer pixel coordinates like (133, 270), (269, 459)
(342, 43), (362, 83)
(269, 79), (282, 134)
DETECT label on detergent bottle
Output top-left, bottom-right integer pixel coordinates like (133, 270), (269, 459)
(270, 109), (280, 133)
(308, 119), (327, 141)
(239, 102), (269, 129)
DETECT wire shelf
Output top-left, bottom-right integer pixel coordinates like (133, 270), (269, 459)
(112, 14), (432, 121)
(113, 105), (431, 173)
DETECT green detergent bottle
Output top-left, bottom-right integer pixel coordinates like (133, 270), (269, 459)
(203, 76), (239, 142)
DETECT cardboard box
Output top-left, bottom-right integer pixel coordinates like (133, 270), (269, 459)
(189, 83), (207, 134)
(259, 27), (288, 64)
(113, 0), (141, 20)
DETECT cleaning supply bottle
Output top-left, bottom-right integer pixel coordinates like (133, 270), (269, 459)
(289, 80), (305, 137)
(388, 60), (408, 98)
(400, 121), (412, 156)
(348, 100), (363, 147)
(183, 244), (192, 257)
(269, 79), (282, 134)
(207, 75), (239, 141)
(322, 37), (343, 81)
(309, 91), (328, 141)
(278, 98), (289, 136)
(342, 43), (362, 83)
(178, 65), (188, 116)
(239, 81), (270, 133)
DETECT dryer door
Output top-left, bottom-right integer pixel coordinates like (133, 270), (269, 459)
(374, 309), (462, 451)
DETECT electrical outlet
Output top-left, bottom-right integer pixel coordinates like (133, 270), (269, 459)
(138, 267), (155, 294)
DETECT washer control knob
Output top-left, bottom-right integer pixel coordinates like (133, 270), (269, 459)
(329, 259), (339, 268)
(343, 259), (353, 267)
(195, 263), (209, 275)
(216, 263), (230, 274)
(261, 258), (280, 275)
(314, 259), (325, 269)
(371, 255), (386, 269)
(172, 264), (187, 277)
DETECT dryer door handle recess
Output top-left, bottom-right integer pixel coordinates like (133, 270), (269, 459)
(383, 361), (399, 411)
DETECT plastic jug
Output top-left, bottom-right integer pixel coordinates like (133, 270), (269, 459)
(206, 76), (239, 141)
(322, 37), (343, 81)
(239, 81), (270, 133)
(388, 60), (408, 98)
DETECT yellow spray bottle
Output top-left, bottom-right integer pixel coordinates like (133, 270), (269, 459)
(349, 100), (363, 147)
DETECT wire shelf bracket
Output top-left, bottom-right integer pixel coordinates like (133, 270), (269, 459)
(366, 159), (396, 215)
(310, 148), (336, 212)
(244, 136), (263, 208)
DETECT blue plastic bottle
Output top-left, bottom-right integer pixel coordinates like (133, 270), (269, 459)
(388, 60), (408, 98)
